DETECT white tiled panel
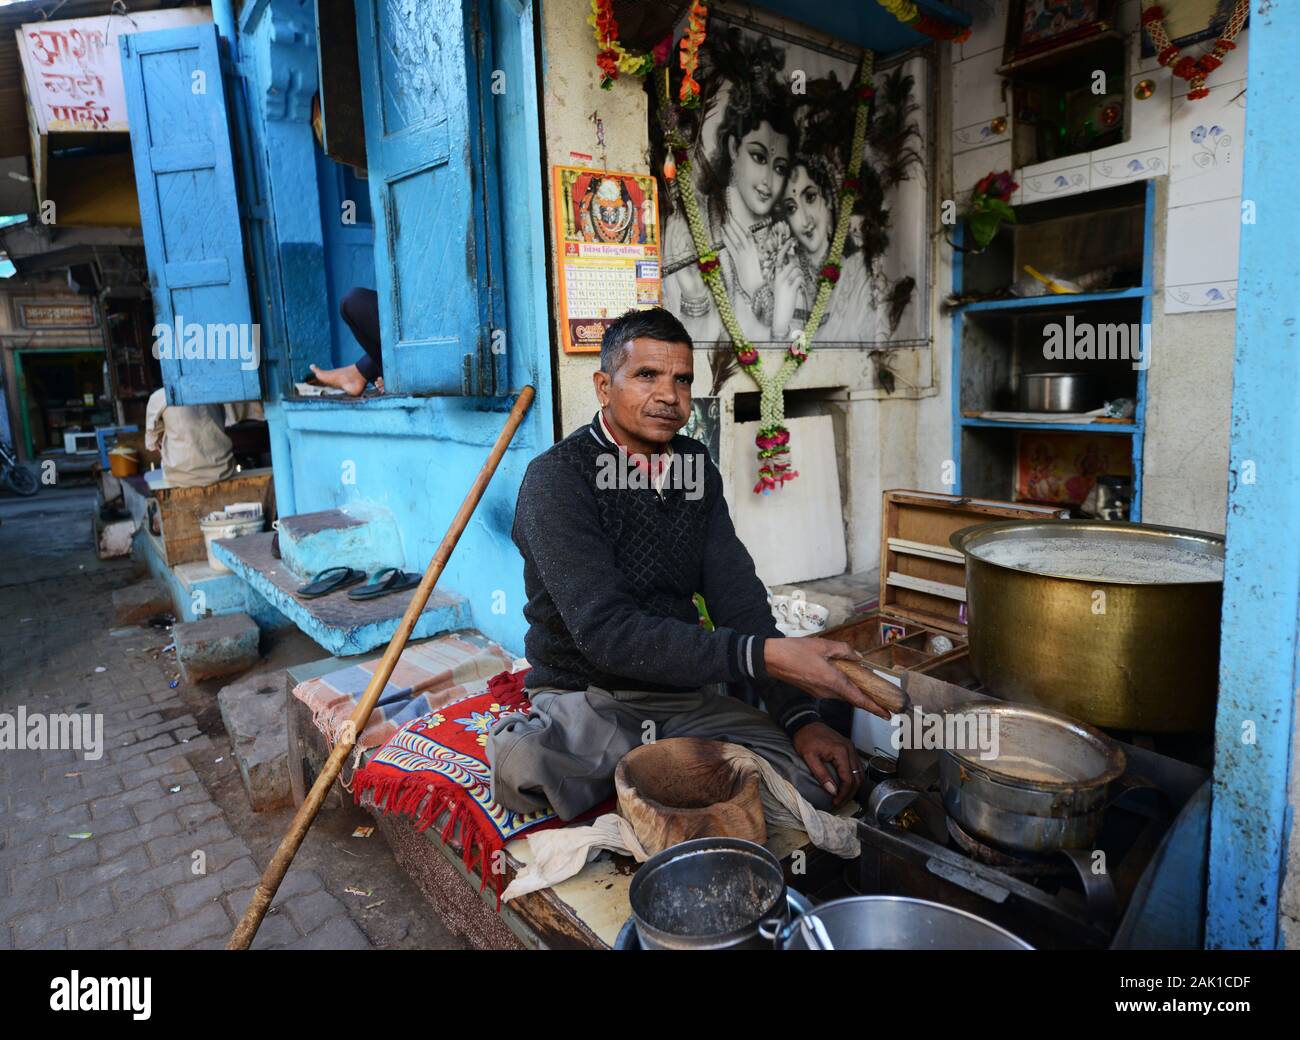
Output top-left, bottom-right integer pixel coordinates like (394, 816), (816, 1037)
(1091, 146), (1168, 185)
(1016, 161), (1091, 203)
(1164, 196), (1242, 314)
(1168, 79), (1246, 208)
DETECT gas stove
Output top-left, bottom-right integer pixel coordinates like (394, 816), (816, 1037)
(835, 743), (1210, 949)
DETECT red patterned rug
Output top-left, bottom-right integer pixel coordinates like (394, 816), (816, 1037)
(353, 668), (569, 904)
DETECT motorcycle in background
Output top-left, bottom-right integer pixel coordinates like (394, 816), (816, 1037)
(0, 438), (39, 496)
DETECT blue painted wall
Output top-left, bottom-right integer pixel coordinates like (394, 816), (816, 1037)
(1207, 0), (1300, 950)
(244, 0), (554, 658)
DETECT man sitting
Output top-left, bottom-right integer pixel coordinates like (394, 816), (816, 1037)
(489, 307), (879, 821)
(143, 388), (237, 488)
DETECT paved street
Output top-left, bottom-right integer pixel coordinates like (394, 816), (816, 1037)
(0, 486), (461, 950)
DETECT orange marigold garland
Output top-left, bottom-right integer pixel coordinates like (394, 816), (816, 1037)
(589, 0), (709, 108)
(1140, 0), (1249, 101)
(679, 2), (708, 109)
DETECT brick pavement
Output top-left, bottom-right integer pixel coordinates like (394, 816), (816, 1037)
(0, 488), (455, 950)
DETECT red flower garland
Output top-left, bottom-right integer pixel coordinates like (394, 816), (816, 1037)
(1140, 0), (1248, 101)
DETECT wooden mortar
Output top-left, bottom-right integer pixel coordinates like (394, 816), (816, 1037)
(615, 738), (766, 856)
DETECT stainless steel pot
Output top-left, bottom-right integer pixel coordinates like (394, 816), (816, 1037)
(1017, 371), (1104, 412)
(939, 701), (1126, 852)
(950, 520), (1224, 733)
(628, 837), (788, 950)
(763, 896), (1033, 950)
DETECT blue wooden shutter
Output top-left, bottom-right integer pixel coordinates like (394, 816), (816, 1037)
(355, 0), (507, 396)
(120, 25), (260, 405)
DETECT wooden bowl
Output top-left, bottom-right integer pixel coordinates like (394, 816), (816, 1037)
(615, 738), (766, 856)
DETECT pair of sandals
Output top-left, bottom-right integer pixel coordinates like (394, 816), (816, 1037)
(295, 566), (420, 601)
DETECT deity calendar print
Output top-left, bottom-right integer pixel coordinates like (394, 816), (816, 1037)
(552, 165), (662, 353)
(17, 9), (211, 134)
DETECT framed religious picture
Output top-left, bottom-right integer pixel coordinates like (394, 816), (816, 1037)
(1003, 0), (1121, 69)
(651, 10), (932, 353)
(552, 165), (662, 353)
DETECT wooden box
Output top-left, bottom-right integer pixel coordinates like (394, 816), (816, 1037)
(152, 467), (276, 566)
(824, 490), (1069, 753)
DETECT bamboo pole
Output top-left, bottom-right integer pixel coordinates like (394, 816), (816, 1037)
(227, 385), (536, 949)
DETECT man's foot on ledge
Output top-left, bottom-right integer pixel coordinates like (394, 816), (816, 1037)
(308, 363), (368, 397)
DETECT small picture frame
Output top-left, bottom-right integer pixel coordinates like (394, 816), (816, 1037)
(881, 622), (910, 644)
(1003, 0), (1120, 68)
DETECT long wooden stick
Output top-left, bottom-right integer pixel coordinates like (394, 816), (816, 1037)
(227, 385), (535, 949)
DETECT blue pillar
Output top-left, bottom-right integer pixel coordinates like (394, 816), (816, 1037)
(1207, 3), (1300, 950)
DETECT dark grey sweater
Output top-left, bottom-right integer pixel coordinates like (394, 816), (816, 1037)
(511, 412), (819, 737)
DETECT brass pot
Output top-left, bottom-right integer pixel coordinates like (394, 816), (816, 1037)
(949, 521), (1224, 733)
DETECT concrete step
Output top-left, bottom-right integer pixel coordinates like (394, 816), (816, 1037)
(174, 612), (261, 684)
(211, 531), (471, 657)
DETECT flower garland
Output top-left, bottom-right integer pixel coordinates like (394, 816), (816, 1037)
(1140, 0), (1249, 101)
(876, 0), (972, 44)
(663, 51), (876, 494)
(589, 0), (708, 107)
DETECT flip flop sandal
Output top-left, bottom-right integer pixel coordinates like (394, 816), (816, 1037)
(347, 567), (421, 600)
(295, 566), (366, 598)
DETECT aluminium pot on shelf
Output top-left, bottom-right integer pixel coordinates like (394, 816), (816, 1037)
(949, 520), (1225, 733)
(1016, 371), (1105, 412)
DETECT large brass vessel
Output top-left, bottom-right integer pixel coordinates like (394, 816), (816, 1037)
(949, 521), (1224, 733)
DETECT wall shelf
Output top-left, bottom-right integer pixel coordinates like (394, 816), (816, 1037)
(953, 285), (1150, 314)
(950, 179), (1156, 519)
(959, 416), (1137, 434)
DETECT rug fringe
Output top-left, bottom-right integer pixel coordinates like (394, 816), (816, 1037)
(353, 769), (506, 906)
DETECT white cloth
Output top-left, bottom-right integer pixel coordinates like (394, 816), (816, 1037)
(500, 742), (860, 902)
(144, 388), (237, 488)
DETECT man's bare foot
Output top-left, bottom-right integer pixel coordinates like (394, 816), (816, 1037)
(309, 363), (367, 397)
(375, 376), (385, 393)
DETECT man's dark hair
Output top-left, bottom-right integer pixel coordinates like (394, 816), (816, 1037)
(600, 307), (694, 374)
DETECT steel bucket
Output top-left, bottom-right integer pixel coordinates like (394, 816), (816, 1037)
(767, 896), (1033, 950)
(628, 837), (788, 950)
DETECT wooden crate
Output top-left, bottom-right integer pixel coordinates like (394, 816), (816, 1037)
(825, 490), (1071, 674)
(153, 468), (275, 565)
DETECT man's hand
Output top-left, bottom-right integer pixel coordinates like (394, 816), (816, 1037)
(793, 721), (863, 807)
(764, 636), (890, 718)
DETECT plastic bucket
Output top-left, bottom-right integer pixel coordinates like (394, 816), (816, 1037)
(108, 447), (139, 477)
(200, 512), (265, 572)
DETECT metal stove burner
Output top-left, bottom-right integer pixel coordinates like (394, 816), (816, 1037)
(944, 816), (1074, 878)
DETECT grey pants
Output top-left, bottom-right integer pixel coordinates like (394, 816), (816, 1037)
(487, 684), (832, 821)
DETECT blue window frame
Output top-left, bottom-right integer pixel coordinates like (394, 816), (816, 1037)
(353, 0), (507, 396)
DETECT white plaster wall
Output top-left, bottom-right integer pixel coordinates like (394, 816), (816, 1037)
(538, 0), (943, 580)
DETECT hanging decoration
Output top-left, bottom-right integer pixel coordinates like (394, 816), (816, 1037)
(1140, 0), (1249, 101)
(876, 0), (972, 44)
(661, 51), (877, 493)
(589, 0), (710, 108)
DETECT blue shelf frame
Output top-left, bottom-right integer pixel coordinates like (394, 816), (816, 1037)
(950, 179), (1156, 519)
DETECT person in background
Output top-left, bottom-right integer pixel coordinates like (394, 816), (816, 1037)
(143, 388), (236, 488)
(307, 288), (384, 397)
